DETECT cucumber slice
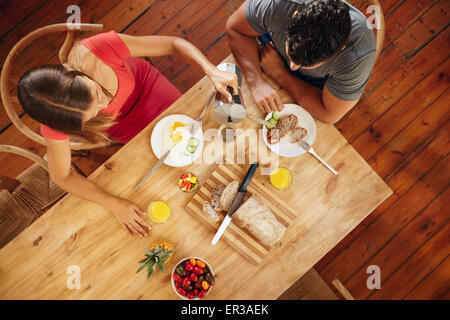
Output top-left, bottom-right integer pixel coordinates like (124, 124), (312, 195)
(272, 111), (280, 121)
(187, 145), (197, 153)
(265, 122), (276, 130)
(189, 137), (200, 147)
(268, 118), (278, 126)
(184, 151), (192, 156)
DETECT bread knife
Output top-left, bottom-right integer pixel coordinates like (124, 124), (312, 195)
(211, 162), (259, 245)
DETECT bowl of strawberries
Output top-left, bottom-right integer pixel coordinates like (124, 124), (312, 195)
(171, 257), (215, 300)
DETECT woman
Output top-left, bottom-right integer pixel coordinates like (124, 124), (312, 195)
(17, 31), (238, 237)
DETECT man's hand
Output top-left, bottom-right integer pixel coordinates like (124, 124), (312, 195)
(259, 43), (287, 82)
(246, 43), (286, 113)
(249, 79), (284, 113)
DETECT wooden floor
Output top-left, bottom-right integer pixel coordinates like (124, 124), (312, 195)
(0, 0), (448, 299)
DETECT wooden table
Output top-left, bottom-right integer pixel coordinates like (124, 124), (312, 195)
(0, 56), (392, 299)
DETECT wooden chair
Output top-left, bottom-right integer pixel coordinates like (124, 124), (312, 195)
(0, 190), (36, 249)
(0, 144), (67, 219)
(278, 268), (355, 300)
(0, 145), (69, 248)
(0, 23), (109, 151)
(351, 0), (385, 63)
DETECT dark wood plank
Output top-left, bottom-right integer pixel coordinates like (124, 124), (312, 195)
(352, 58), (449, 160)
(360, 0), (449, 103)
(368, 221), (449, 299)
(0, 0), (48, 39)
(404, 255), (450, 299)
(315, 90), (449, 273)
(343, 186), (450, 299)
(337, 26), (449, 142)
(382, 0), (438, 50)
(317, 114), (449, 275)
(371, 90), (450, 180)
(318, 155), (450, 286)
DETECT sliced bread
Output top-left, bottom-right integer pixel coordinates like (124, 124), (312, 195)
(211, 184), (225, 212)
(202, 201), (221, 222)
(277, 114), (298, 138)
(219, 180), (240, 212)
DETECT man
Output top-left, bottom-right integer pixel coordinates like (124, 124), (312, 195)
(226, 0), (377, 123)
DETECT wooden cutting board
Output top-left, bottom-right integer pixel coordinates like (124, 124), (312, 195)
(186, 164), (298, 265)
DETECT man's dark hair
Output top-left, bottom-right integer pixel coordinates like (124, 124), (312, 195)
(286, 0), (351, 67)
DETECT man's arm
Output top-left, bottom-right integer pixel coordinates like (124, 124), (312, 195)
(226, 1), (284, 113)
(279, 72), (358, 123)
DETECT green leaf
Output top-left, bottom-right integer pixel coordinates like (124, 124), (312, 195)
(136, 262), (147, 274)
(146, 264), (157, 279)
(157, 260), (164, 272)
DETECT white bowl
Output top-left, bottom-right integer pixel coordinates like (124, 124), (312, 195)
(171, 256), (214, 300)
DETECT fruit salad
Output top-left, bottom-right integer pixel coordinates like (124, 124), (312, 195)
(178, 172), (199, 193)
(171, 257), (215, 299)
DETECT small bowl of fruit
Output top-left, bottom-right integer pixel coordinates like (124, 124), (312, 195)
(178, 172), (199, 193)
(171, 257), (215, 300)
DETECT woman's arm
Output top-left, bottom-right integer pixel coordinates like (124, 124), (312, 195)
(45, 138), (151, 236)
(117, 33), (238, 101)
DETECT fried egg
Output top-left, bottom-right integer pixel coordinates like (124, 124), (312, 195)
(162, 120), (191, 165)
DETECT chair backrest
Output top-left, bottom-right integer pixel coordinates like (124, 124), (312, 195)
(0, 144), (48, 172)
(0, 144), (80, 178)
(349, 0), (385, 63)
(0, 23), (107, 151)
(0, 144), (67, 213)
(367, 0), (385, 63)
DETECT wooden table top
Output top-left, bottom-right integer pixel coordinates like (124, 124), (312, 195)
(0, 56), (392, 299)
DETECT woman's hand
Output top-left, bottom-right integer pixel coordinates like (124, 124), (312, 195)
(206, 67), (239, 102)
(108, 198), (152, 237)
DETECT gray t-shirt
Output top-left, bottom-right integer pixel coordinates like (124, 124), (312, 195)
(246, 0), (376, 101)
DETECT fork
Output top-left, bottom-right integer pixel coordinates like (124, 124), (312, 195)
(298, 140), (338, 175)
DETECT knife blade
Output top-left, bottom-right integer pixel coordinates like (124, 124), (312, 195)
(133, 148), (171, 192)
(134, 121), (196, 192)
(211, 162), (259, 245)
(246, 114), (274, 128)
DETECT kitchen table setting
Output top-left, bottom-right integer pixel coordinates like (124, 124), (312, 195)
(0, 55), (392, 299)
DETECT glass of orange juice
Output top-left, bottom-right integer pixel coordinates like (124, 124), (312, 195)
(148, 201), (171, 224)
(270, 167), (293, 190)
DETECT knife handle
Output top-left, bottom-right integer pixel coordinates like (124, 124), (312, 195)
(239, 162), (259, 192)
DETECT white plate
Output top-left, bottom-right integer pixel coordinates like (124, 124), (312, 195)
(151, 114), (204, 167)
(262, 104), (316, 157)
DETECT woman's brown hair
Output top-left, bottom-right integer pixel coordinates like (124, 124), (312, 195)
(17, 64), (118, 144)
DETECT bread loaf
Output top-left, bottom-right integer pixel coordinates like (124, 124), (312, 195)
(233, 194), (286, 246)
